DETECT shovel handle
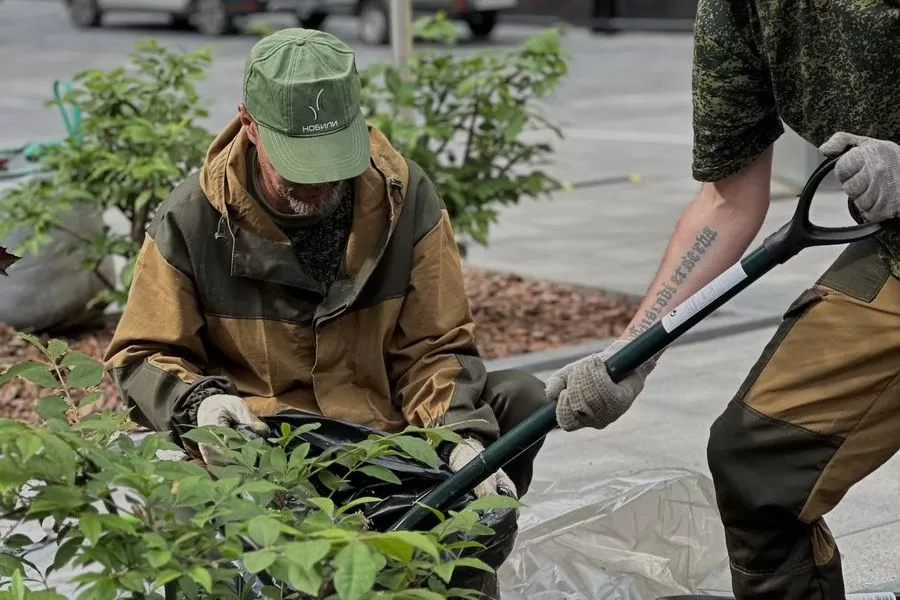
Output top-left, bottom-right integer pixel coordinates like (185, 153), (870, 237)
(388, 156), (881, 532)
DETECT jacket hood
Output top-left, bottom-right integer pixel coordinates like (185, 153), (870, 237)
(198, 115), (410, 243)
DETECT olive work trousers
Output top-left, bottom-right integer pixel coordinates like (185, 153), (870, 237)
(707, 238), (900, 599)
(476, 368), (552, 498)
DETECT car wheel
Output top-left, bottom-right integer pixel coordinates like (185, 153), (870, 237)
(191, 0), (237, 36)
(465, 10), (498, 39)
(67, 0), (102, 28)
(357, 0), (389, 45)
(298, 9), (329, 29)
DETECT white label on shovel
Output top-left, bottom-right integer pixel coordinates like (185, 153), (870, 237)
(660, 261), (748, 333)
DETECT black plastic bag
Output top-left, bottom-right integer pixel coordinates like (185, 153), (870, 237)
(245, 410), (518, 598)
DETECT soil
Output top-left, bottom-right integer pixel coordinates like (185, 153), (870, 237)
(0, 268), (642, 423)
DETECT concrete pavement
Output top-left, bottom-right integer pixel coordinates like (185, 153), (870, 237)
(501, 327), (900, 596)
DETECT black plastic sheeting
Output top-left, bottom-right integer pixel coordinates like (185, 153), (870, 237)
(240, 410), (518, 598)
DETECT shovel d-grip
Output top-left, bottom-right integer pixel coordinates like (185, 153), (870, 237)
(388, 153), (883, 533)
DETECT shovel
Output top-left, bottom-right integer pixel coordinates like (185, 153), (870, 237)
(388, 153), (883, 533)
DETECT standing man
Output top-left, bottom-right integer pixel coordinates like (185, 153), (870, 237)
(545, 0), (900, 598)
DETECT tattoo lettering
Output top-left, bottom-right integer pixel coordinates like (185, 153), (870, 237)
(627, 226), (718, 338)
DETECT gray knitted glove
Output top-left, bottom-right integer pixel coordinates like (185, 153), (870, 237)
(195, 394), (269, 465)
(819, 132), (900, 223)
(546, 339), (658, 431)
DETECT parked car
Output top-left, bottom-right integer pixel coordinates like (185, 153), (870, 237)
(65, 0), (515, 43)
(64, 0), (305, 36)
(302, 0), (517, 45)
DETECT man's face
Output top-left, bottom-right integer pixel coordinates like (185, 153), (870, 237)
(238, 104), (347, 217)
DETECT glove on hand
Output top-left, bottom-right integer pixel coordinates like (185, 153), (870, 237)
(448, 438), (517, 499)
(819, 132), (900, 223)
(195, 394), (269, 465)
(546, 339), (657, 432)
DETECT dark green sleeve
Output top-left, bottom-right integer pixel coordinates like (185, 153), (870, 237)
(691, 0), (783, 182)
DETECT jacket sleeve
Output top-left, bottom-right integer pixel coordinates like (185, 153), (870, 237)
(103, 210), (236, 444)
(386, 172), (499, 444)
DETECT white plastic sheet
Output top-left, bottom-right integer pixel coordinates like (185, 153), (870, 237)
(498, 467), (729, 600)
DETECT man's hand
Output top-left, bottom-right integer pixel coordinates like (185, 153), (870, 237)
(195, 394), (269, 465)
(820, 132), (900, 223)
(448, 438), (517, 499)
(546, 339), (658, 432)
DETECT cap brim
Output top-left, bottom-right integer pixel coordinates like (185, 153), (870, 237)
(257, 110), (371, 184)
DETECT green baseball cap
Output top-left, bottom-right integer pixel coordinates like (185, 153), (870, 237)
(243, 28), (371, 184)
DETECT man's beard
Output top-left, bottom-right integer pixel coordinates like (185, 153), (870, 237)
(277, 181), (347, 217)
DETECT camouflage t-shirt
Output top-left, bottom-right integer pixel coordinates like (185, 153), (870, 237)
(691, 0), (900, 275)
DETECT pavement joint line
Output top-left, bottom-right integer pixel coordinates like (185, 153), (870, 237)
(835, 517), (900, 541)
(484, 310), (784, 375)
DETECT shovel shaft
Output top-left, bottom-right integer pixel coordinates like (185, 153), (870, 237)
(389, 241), (787, 532)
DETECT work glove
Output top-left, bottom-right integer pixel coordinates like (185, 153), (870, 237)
(448, 437), (518, 499)
(819, 132), (900, 224)
(195, 394), (269, 465)
(546, 339), (658, 432)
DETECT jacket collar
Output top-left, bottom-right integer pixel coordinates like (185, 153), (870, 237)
(198, 116), (411, 320)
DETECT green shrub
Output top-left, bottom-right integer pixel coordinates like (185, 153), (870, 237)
(0, 334), (516, 599)
(359, 14), (571, 253)
(0, 39), (214, 308)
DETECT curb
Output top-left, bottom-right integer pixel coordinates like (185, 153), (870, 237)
(483, 309), (783, 375)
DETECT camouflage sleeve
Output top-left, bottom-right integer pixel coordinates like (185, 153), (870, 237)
(691, 0), (784, 182)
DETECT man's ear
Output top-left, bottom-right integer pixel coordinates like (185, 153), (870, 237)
(238, 103), (259, 144)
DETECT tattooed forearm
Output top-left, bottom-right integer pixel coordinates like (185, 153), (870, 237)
(627, 226), (718, 338)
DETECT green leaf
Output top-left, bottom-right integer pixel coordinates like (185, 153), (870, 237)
(242, 550), (277, 573)
(235, 480), (283, 495)
(359, 464), (402, 485)
(0, 361), (59, 388)
(391, 435), (439, 469)
(464, 494), (521, 512)
(79, 513), (101, 545)
(52, 536), (82, 571)
(47, 339), (69, 360)
(247, 515), (281, 547)
(317, 469), (343, 491)
(306, 496), (335, 518)
(335, 496), (381, 516)
(15, 434), (43, 463)
(3, 533), (32, 548)
(146, 548), (171, 568)
(188, 565), (212, 593)
(389, 590), (447, 600)
(151, 569), (181, 589)
(333, 542), (376, 600)
(78, 390), (103, 407)
(35, 395), (69, 421)
(10, 568), (25, 600)
(65, 358), (105, 389)
(0, 553), (24, 578)
(283, 539), (330, 571)
(76, 577), (117, 600)
(29, 485), (85, 515)
(375, 531), (440, 560)
(286, 562), (323, 595)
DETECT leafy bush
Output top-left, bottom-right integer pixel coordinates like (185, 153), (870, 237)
(358, 14), (571, 252)
(0, 39), (214, 307)
(0, 334), (517, 599)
